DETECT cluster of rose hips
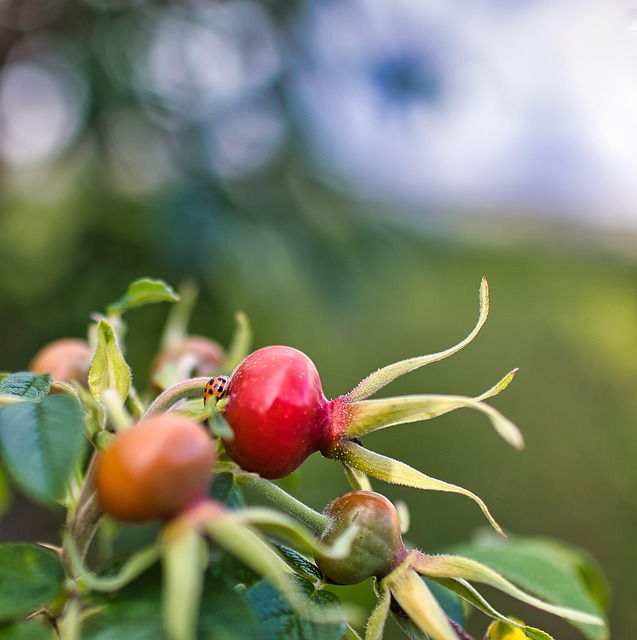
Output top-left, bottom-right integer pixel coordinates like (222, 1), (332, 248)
(26, 279), (604, 640)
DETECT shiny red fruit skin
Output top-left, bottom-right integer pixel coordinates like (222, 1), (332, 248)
(96, 415), (216, 524)
(222, 346), (331, 479)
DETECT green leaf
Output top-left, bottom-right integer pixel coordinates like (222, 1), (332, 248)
(223, 311), (252, 372)
(0, 620), (57, 640)
(245, 575), (346, 640)
(106, 278), (179, 315)
(345, 277), (490, 402)
(0, 544), (66, 622)
(84, 563), (260, 640)
(447, 537), (608, 640)
(89, 319), (131, 404)
(330, 440), (504, 536)
(210, 472), (245, 509)
(425, 578), (464, 627)
(275, 545), (324, 583)
(0, 373), (51, 400)
(0, 395), (86, 504)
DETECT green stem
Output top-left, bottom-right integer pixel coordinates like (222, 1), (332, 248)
(233, 470), (329, 534)
(144, 377), (209, 418)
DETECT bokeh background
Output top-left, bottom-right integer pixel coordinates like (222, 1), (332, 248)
(1, 0), (636, 638)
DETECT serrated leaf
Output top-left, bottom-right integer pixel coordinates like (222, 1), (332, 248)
(0, 544), (66, 622)
(106, 278), (179, 315)
(210, 472), (245, 509)
(274, 545), (324, 582)
(0, 395), (86, 504)
(245, 575), (346, 640)
(84, 563), (260, 640)
(446, 539), (608, 640)
(0, 373), (51, 400)
(0, 620), (57, 640)
(89, 320), (131, 404)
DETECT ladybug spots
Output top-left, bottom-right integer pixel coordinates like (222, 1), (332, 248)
(203, 375), (229, 405)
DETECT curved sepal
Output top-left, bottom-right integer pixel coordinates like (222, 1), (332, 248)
(344, 370), (522, 450)
(385, 564), (460, 640)
(344, 278), (489, 402)
(232, 506), (359, 561)
(412, 553), (605, 628)
(329, 440), (504, 536)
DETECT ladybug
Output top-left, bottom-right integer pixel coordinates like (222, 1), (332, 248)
(203, 375), (229, 405)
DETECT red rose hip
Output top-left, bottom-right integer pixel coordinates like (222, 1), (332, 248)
(221, 346), (331, 479)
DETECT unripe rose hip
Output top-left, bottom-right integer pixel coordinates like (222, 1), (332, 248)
(29, 338), (92, 386)
(96, 415), (216, 524)
(314, 490), (408, 584)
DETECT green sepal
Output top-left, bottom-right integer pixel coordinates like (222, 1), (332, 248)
(384, 565), (458, 640)
(0, 543), (66, 622)
(0, 394), (86, 504)
(413, 553), (605, 633)
(161, 527), (206, 640)
(106, 278), (179, 315)
(223, 311), (252, 372)
(427, 576), (554, 640)
(365, 582), (391, 640)
(344, 277), (490, 402)
(158, 280), (198, 351)
(88, 320), (131, 405)
(234, 506), (358, 561)
(71, 541), (160, 593)
(0, 372), (51, 400)
(329, 440), (504, 536)
(448, 534), (609, 640)
(344, 369), (522, 450)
